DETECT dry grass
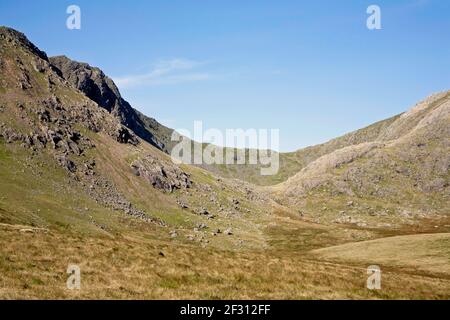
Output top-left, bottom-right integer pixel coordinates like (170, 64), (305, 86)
(1, 226), (449, 300)
(1, 141), (449, 300)
(311, 233), (450, 276)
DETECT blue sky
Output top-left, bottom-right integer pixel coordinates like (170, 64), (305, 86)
(1, 0), (449, 151)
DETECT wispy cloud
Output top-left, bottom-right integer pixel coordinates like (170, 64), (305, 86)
(113, 58), (211, 88)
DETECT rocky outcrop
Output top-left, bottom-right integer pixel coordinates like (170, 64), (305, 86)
(49, 55), (172, 151)
(0, 27), (48, 61)
(131, 155), (192, 192)
(115, 125), (139, 146)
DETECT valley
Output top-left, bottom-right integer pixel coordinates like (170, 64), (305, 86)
(0, 26), (449, 299)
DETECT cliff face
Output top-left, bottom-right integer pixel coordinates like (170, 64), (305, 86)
(49, 55), (172, 151)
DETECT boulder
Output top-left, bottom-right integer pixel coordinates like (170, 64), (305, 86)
(56, 154), (76, 173)
(131, 156), (192, 193)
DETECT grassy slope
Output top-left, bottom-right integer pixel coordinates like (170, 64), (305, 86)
(0, 140), (158, 237)
(311, 233), (450, 276)
(1, 200), (449, 299)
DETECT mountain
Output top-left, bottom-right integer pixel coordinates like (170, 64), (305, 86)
(1, 26), (449, 299)
(271, 91), (450, 226)
(199, 93), (449, 196)
(0, 25), (269, 235)
(197, 115), (400, 185)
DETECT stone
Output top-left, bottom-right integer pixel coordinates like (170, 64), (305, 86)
(169, 230), (178, 238)
(131, 156), (192, 193)
(56, 154), (76, 173)
(116, 126), (139, 145)
(176, 199), (189, 209)
(197, 208), (210, 216)
(19, 228), (35, 233)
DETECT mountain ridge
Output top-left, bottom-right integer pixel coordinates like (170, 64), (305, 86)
(49, 55), (175, 152)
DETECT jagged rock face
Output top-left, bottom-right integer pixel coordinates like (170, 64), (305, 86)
(49, 56), (123, 115)
(131, 155), (192, 193)
(0, 27), (48, 61)
(49, 55), (169, 151)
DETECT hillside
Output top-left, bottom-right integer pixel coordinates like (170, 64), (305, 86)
(0, 26), (274, 248)
(270, 91), (450, 229)
(199, 114), (402, 185)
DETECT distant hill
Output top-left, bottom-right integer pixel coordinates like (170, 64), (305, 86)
(271, 91), (450, 226)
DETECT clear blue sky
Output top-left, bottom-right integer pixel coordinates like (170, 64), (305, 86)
(1, 0), (449, 151)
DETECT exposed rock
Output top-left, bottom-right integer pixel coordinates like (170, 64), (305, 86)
(85, 176), (164, 225)
(196, 208), (210, 216)
(19, 228), (35, 234)
(231, 198), (240, 210)
(116, 125), (139, 145)
(169, 230), (178, 238)
(176, 199), (189, 209)
(131, 166), (140, 177)
(37, 108), (51, 122)
(0, 124), (24, 143)
(197, 223), (208, 230)
(0, 27), (48, 61)
(55, 154), (77, 173)
(49, 55), (172, 152)
(131, 155), (192, 192)
(423, 178), (448, 192)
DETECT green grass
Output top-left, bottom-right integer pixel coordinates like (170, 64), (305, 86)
(0, 142), (131, 236)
